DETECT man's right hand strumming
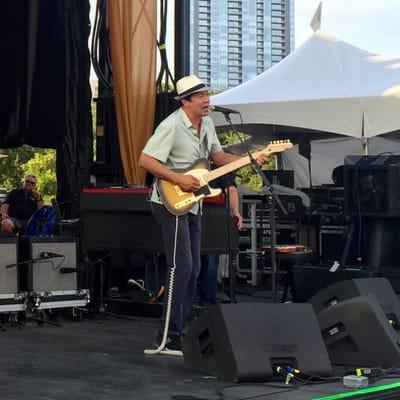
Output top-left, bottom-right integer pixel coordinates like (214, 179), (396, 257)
(175, 174), (201, 192)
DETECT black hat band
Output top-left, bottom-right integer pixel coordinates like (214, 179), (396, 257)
(178, 83), (206, 98)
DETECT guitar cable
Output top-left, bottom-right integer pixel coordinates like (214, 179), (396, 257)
(144, 215), (183, 356)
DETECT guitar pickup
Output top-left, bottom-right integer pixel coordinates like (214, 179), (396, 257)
(195, 186), (211, 196)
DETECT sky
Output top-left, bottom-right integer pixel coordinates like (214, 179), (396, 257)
(88, 0), (400, 77)
(295, 0), (400, 57)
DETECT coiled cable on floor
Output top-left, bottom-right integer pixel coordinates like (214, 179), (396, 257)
(144, 215), (182, 356)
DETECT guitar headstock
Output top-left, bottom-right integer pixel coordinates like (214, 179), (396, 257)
(264, 139), (293, 154)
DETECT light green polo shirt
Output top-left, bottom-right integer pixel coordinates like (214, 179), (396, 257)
(142, 107), (222, 214)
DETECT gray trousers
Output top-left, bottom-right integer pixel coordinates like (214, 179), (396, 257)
(151, 203), (202, 336)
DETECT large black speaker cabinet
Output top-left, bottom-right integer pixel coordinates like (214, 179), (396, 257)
(291, 266), (368, 302)
(183, 303), (332, 382)
(317, 295), (400, 367)
(0, 237), (19, 293)
(309, 278), (400, 322)
(20, 236), (78, 292)
(344, 155), (400, 217)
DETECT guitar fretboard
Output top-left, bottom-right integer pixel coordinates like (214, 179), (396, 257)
(202, 141), (292, 184)
(205, 152), (263, 183)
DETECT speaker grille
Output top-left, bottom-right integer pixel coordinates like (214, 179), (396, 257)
(0, 240), (18, 293)
(30, 239), (77, 292)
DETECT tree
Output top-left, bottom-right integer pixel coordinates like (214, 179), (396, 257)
(218, 130), (276, 191)
(0, 146), (56, 203)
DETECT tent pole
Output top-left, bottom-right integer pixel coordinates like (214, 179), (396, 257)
(361, 112), (368, 155)
(361, 137), (369, 155)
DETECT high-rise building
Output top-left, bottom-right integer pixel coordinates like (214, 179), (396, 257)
(189, 0), (295, 90)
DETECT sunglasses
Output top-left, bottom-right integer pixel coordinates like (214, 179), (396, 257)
(25, 180), (36, 184)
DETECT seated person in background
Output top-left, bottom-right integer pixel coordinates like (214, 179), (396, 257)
(198, 173), (242, 308)
(1, 175), (44, 233)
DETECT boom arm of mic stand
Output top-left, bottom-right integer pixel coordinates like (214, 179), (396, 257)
(221, 112), (286, 302)
(5, 256), (51, 268)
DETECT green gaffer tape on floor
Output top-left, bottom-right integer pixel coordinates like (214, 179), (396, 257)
(312, 382), (400, 400)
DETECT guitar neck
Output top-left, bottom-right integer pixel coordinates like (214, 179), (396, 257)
(205, 151), (262, 183)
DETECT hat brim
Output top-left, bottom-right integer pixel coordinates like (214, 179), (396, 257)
(175, 86), (210, 101)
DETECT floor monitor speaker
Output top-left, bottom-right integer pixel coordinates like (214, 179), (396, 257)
(309, 277), (400, 323)
(183, 303), (332, 382)
(317, 295), (400, 367)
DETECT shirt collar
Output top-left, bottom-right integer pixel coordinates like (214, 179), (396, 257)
(179, 107), (205, 130)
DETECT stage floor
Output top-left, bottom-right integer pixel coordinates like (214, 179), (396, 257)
(0, 309), (398, 400)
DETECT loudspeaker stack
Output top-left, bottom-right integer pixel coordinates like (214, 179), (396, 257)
(0, 237), (26, 312)
(19, 236), (90, 312)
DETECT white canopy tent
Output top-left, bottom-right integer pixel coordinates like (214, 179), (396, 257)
(210, 14), (400, 186)
(211, 29), (400, 139)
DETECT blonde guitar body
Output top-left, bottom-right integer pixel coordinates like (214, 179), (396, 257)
(156, 159), (222, 216)
(157, 140), (293, 216)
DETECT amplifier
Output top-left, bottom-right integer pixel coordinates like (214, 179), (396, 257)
(319, 225), (348, 264)
(20, 236), (79, 292)
(242, 195), (304, 221)
(344, 155), (400, 217)
(0, 237), (19, 293)
(291, 265), (369, 302)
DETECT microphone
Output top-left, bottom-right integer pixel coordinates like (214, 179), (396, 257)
(59, 267), (78, 273)
(5, 263), (17, 269)
(209, 105), (240, 115)
(40, 252), (64, 259)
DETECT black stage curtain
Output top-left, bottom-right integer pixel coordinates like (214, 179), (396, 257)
(0, 0), (93, 216)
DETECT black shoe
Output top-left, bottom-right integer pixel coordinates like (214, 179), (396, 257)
(156, 332), (183, 351)
(165, 335), (183, 351)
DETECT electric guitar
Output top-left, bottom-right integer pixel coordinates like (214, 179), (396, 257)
(156, 140), (293, 216)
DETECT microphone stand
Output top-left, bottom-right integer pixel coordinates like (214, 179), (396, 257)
(86, 253), (136, 320)
(220, 111), (287, 302)
(224, 179), (237, 303)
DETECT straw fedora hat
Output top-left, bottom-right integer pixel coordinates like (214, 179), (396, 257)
(175, 75), (209, 100)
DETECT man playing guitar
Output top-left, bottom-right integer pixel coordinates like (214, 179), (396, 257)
(139, 75), (269, 353)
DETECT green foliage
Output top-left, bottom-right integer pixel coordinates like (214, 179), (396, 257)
(217, 130), (276, 191)
(0, 146), (56, 203)
(218, 130), (249, 146)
